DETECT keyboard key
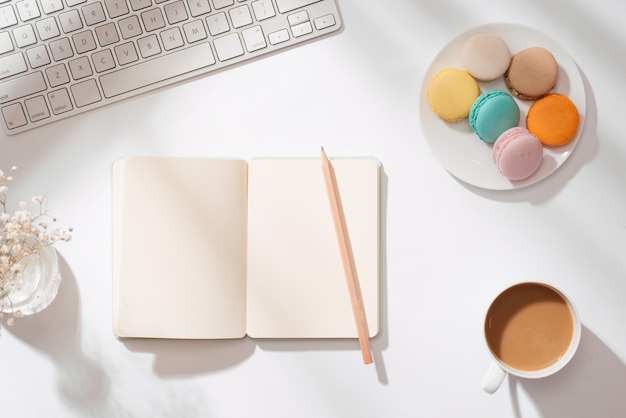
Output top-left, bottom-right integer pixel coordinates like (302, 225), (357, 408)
(72, 30), (97, 53)
(92, 49), (116, 72)
(95, 22), (120, 46)
(0, 5), (18, 29)
(206, 12), (229, 36)
(214, 33), (243, 61)
(82, 2), (107, 25)
(36, 16), (61, 40)
(0, 71), (46, 103)
(164, 1), (188, 24)
(129, 0), (152, 11)
(49, 37), (74, 61)
(119, 15), (142, 39)
(2, 102), (27, 129)
(41, 0), (64, 15)
(160, 27), (184, 50)
(268, 28), (288, 45)
(291, 21), (311, 37)
(13, 24), (37, 48)
(187, 0), (211, 17)
(70, 78), (101, 107)
(182, 19), (207, 43)
(114, 42), (139, 65)
(314, 14), (335, 30)
(287, 10), (308, 26)
(105, 0), (130, 19)
(48, 88), (73, 114)
(45, 63), (70, 86)
(251, 1), (275, 21)
(26, 44), (51, 68)
(275, 0), (320, 13)
(99, 43), (216, 98)
(24, 95), (50, 121)
(141, 8), (166, 31)
(242, 25), (265, 52)
(0, 53), (28, 80)
(137, 34), (161, 58)
(213, 0), (234, 9)
(68, 56), (92, 79)
(0, 31), (13, 54)
(59, 9), (83, 33)
(229, 5), (252, 28)
(16, 1), (41, 22)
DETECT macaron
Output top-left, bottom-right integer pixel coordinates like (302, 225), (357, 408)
(493, 127), (543, 181)
(526, 93), (580, 147)
(505, 47), (558, 100)
(469, 90), (520, 143)
(427, 68), (480, 122)
(461, 34), (511, 81)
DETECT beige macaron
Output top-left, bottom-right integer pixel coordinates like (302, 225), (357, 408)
(461, 34), (512, 81)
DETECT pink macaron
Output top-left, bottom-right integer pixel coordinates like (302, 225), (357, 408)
(493, 127), (544, 180)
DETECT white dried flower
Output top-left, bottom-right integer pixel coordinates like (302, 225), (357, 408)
(1, 166), (72, 331)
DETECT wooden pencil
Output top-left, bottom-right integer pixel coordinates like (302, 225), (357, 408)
(321, 147), (373, 365)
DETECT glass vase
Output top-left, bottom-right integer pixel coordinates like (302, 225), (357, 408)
(0, 245), (61, 316)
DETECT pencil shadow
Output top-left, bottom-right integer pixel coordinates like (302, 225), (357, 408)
(122, 168), (390, 382)
(508, 325), (626, 417)
(6, 253), (110, 413)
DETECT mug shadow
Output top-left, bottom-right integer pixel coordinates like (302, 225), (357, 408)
(509, 325), (626, 417)
(6, 253), (110, 413)
(123, 171), (391, 384)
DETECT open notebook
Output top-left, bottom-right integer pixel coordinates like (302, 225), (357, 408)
(112, 156), (380, 339)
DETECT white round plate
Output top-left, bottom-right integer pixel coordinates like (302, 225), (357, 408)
(419, 23), (586, 190)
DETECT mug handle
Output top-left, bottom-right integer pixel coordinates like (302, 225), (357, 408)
(482, 361), (507, 394)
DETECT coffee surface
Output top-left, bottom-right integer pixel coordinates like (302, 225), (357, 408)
(485, 283), (573, 371)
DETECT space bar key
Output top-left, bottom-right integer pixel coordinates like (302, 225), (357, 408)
(100, 44), (216, 98)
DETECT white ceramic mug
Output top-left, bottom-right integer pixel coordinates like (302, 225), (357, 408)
(482, 282), (581, 394)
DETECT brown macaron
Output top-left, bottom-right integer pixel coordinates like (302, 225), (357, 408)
(505, 47), (558, 100)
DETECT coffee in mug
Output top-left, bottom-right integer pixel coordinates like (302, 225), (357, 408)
(482, 282), (581, 394)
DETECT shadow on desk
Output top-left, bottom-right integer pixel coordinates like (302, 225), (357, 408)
(123, 172), (391, 385)
(7, 254), (110, 412)
(509, 325), (626, 417)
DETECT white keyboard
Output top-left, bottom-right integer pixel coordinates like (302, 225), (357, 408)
(0, 0), (341, 135)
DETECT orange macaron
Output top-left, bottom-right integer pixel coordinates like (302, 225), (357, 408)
(526, 93), (580, 147)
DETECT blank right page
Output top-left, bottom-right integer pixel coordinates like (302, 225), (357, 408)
(246, 158), (380, 339)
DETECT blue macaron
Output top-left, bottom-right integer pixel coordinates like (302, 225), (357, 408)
(469, 90), (520, 143)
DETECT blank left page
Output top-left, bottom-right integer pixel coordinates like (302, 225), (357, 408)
(112, 157), (248, 339)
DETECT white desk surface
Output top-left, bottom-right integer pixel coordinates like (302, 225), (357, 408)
(2, 0), (625, 417)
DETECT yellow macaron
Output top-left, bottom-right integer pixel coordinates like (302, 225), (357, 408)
(427, 68), (480, 122)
